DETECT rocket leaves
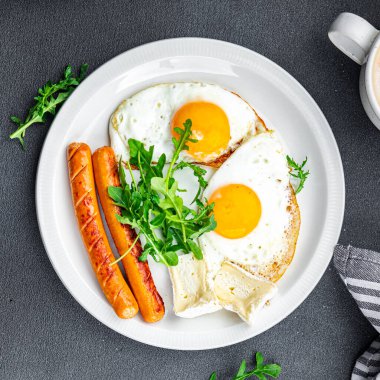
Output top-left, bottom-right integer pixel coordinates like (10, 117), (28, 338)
(108, 119), (216, 266)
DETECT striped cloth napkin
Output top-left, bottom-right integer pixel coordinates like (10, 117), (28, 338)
(334, 245), (380, 380)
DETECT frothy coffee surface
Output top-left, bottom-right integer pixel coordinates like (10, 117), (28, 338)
(373, 48), (380, 106)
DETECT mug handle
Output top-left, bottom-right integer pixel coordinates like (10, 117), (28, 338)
(328, 12), (379, 65)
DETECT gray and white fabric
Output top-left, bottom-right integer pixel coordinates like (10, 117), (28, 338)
(334, 245), (380, 380)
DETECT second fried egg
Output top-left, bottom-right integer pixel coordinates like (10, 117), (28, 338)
(199, 131), (299, 283)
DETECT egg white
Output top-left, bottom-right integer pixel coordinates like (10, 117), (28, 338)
(110, 82), (262, 163)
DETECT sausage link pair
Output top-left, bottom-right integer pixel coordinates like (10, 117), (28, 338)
(67, 143), (138, 319)
(92, 147), (165, 323)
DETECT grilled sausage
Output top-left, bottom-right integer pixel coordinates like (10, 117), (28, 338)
(67, 143), (138, 319)
(92, 147), (165, 323)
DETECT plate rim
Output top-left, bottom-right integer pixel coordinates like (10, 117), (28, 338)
(36, 37), (345, 350)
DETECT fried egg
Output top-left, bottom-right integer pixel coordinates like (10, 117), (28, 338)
(199, 131), (300, 284)
(110, 82), (266, 164)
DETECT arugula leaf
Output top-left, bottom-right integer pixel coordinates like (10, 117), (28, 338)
(150, 213), (166, 227)
(151, 176), (187, 241)
(255, 353), (264, 369)
(108, 186), (124, 206)
(118, 159), (127, 188)
(9, 64), (89, 148)
(286, 155), (310, 194)
(150, 177), (167, 193)
(174, 161), (208, 203)
(188, 213), (216, 239)
(236, 360), (247, 377)
(107, 119), (216, 266)
(186, 240), (203, 260)
(162, 250), (179, 266)
(210, 352), (281, 380)
(165, 119), (193, 191)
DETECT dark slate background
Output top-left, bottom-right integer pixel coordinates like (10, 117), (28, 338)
(1, 1), (380, 379)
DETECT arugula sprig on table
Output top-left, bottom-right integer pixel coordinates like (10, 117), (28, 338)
(209, 352), (281, 380)
(108, 119), (216, 266)
(286, 155), (310, 194)
(9, 64), (89, 148)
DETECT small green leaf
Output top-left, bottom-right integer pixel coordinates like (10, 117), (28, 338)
(131, 191), (142, 210)
(127, 138), (142, 159)
(150, 213), (166, 227)
(79, 63), (89, 81)
(236, 360), (247, 376)
(64, 65), (72, 79)
(108, 186), (125, 206)
(156, 153), (166, 175)
(10, 116), (21, 125)
(163, 250), (179, 266)
(118, 160), (127, 188)
(55, 91), (71, 103)
(151, 177), (166, 193)
(255, 352), (264, 369)
(186, 240), (203, 260)
(169, 227), (188, 252)
(115, 214), (134, 226)
(190, 215), (217, 239)
(173, 127), (183, 135)
(171, 193), (183, 213)
(138, 250), (149, 262)
(260, 364), (282, 377)
(209, 372), (217, 380)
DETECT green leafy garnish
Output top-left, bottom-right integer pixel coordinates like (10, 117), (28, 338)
(108, 119), (216, 266)
(9, 64), (89, 148)
(209, 352), (281, 380)
(173, 161), (208, 203)
(286, 155), (310, 194)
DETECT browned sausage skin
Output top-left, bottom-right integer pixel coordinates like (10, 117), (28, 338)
(67, 143), (138, 319)
(92, 147), (165, 323)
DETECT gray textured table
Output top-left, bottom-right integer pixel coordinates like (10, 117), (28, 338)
(1, 1), (380, 379)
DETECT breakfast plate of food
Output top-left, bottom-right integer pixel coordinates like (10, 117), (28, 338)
(36, 38), (345, 350)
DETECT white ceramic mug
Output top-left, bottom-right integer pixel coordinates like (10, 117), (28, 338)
(329, 13), (380, 128)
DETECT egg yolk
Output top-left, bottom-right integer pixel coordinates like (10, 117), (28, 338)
(209, 184), (261, 239)
(171, 102), (230, 161)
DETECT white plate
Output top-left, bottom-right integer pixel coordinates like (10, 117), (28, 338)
(36, 38), (345, 350)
